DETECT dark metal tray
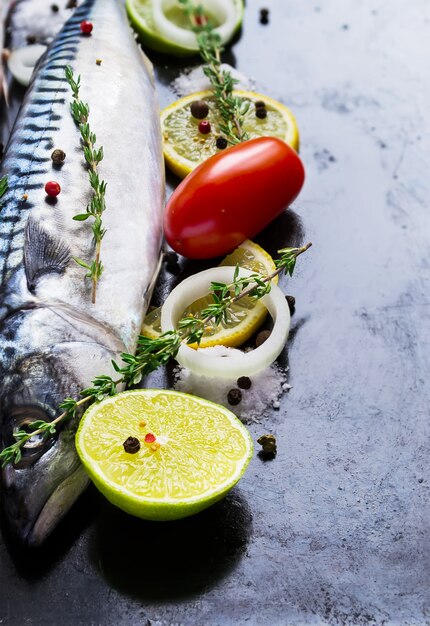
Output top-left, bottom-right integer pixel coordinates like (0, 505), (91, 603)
(1, 1), (429, 624)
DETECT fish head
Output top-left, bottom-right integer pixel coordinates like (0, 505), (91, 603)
(0, 308), (121, 547)
(0, 346), (89, 547)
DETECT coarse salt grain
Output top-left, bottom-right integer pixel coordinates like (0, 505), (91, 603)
(173, 346), (289, 423)
(10, 1), (79, 48)
(172, 64), (255, 97)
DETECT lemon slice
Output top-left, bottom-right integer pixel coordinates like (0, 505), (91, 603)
(76, 389), (253, 521)
(126, 0), (244, 57)
(141, 239), (277, 347)
(161, 89), (300, 178)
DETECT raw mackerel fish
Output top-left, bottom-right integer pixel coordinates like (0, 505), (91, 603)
(0, 0), (165, 545)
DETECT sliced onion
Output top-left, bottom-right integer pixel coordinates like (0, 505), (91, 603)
(160, 267), (291, 378)
(8, 44), (47, 87)
(152, 0), (238, 50)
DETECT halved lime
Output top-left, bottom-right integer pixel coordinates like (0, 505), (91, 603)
(161, 90), (300, 178)
(76, 389), (253, 521)
(141, 239), (277, 347)
(126, 0), (244, 57)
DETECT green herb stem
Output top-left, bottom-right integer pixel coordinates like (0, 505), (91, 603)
(65, 65), (106, 304)
(0, 396), (91, 467)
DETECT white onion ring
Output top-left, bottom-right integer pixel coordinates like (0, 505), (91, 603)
(152, 0), (237, 50)
(160, 267), (290, 378)
(8, 44), (47, 87)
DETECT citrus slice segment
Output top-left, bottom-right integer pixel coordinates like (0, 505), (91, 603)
(161, 89), (300, 178)
(141, 239), (277, 347)
(126, 0), (244, 57)
(76, 389), (253, 521)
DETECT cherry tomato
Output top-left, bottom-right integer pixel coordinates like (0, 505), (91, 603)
(164, 137), (305, 259)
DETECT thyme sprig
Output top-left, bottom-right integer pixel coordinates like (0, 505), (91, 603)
(65, 65), (106, 304)
(178, 0), (249, 145)
(180, 242), (312, 344)
(0, 243), (311, 467)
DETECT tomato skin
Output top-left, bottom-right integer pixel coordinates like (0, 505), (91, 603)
(163, 137), (305, 259)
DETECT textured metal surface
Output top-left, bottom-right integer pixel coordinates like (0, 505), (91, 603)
(1, 0), (430, 624)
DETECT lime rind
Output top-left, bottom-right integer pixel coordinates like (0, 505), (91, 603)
(76, 389), (253, 521)
(126, 0), (244, 57)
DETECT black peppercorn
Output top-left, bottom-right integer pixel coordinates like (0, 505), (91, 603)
(227, 388), (242, 406)
(255, 100), (266, 109)
(51, 148), (66, 165)
(237, 376), (252, 390)
(123, 437), (140, 454)
(190, 100), (209, 119)
(286, 295), (296, 314)
(51, 4), (59, 12)
(256, 108), (267, 119)
(164, 250), (179, 271)
(216, 136), (228, 150)
(26, 35), (37, 45)
(164, 250), (178, 264)
(260, 8), (269, 24)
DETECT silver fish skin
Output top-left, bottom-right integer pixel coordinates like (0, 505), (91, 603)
(0, 0), (165, 546)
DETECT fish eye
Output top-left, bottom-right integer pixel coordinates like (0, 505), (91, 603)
(14, 419), (48, 449)
(4, 406), (56, 467)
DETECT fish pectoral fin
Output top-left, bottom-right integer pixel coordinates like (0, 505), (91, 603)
(24, 217), (71, 293)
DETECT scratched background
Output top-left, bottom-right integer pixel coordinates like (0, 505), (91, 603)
(1, 0), (430, 624)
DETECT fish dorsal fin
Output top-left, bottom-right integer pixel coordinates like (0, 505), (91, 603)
(24, 217), (71, 292)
